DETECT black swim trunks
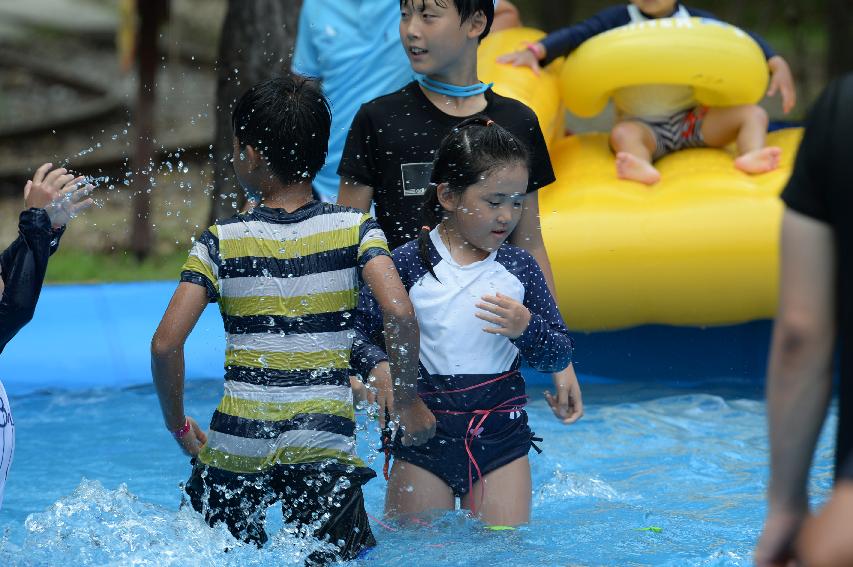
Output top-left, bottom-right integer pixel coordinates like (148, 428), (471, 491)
(391, 368), (538, 497)
(184, 459), (376, 565)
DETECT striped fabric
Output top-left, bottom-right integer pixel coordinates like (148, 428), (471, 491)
(180, 202), (389, 473)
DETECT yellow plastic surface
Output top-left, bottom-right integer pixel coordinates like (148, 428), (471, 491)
(540, 128), (803, 331)
(478, 27), (564, 144)
(559, 17), (769, 117)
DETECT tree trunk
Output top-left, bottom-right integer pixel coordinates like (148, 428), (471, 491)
(208, 0), (303, 224)
(130, 0), (168, 260)
(827, 0), (853, 80)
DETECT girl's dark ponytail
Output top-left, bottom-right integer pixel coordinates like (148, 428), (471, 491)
(418, 182), (444, 281)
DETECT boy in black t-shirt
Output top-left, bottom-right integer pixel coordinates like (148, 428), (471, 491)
(338, 0), (582, 430)
(755, 75), (853, 566)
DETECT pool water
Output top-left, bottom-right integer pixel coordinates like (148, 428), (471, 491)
(0, 377), (836, 566)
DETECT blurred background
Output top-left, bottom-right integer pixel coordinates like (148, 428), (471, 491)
(0, 0), (846, 282)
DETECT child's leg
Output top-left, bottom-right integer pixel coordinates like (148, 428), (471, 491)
(276, 464), (377, 563)
(609, 121), (662, 185)
(701, 105), (781, 174)
(461, 455), (532, 526)
(385, 459), (455, 520)
(183, 461), (273, 546)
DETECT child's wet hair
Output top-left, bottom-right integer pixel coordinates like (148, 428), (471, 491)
(418, 115), (530, 280)
(400, 0), (495, 40)
(231, 74), (331, 185)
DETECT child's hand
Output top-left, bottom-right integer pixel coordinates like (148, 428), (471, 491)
(767, 55), (797, 114)
(174, 416), (208, 456)
(24, 163), (94, 227)
(545, 365), (584, 425)
(496, 47), (543, 76)
(367, 361), (395, 429)
(350, 375), (376, 405)
(394, 397), (436, 447)
(476, 292), (531, 339)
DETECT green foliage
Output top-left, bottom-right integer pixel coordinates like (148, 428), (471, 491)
(44, 250), (187, 283)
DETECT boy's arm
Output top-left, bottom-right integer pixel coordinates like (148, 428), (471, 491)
(338, 178), (374, 212)
(539, 5), (631, 66)
(351, 285), (390, 379)
(511, 192), (556, 293)
(361, 254), (435, 447)
(151, 282), (210, 456)
(756, 210), (835, 565)
(337, 105), (379, 209)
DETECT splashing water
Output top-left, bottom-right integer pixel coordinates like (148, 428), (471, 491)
(0, 378), (836, 566)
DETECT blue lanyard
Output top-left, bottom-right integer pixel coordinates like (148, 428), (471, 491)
(416, 75), (493, 98)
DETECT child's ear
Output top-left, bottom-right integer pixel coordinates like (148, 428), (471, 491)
(466, 10), (488, 40)
(244, 144), (262, 171)
(436, 182), (458, 212)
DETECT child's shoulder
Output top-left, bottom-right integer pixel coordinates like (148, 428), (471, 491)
(495, 243), (538, 273)
(316, 202), (368, 217)
(390, 238), (422, 262)
(488, 91), (538, 120)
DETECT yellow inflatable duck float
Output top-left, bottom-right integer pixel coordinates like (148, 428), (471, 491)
(479, 22), (802, 332)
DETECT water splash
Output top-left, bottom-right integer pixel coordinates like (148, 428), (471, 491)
(0, 479), (334, 567)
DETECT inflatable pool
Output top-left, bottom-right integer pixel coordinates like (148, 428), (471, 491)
(480, 26), (802, 332)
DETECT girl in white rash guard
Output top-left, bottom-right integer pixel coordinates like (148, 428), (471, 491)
(352, 117), (574, 527)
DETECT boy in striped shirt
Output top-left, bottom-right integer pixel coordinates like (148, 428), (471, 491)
(151, 75), (433, 563)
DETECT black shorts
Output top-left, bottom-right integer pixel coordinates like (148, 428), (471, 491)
(184, 459), (376, 565)
(391, 369), (538, 497)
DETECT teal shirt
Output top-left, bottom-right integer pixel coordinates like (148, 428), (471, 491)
(292, 1), (410, 202)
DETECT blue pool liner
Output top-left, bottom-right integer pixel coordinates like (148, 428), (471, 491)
(0, 282), (773, 395)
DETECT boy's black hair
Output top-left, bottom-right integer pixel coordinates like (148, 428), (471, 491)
(418, 115), (530, 280)
(231, 74), (331, 185)
(400, 0), (495, 40)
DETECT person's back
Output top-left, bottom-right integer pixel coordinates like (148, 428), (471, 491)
(151, 74), (428, 562)
(185, 201), (387, 474)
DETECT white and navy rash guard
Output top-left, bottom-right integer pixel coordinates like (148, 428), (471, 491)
(351, 229), (573, 380)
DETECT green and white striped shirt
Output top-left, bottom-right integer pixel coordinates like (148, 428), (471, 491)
(181, 202), (389, 473)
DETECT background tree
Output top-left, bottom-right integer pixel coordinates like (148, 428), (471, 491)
(827, 0), (853, 79)
(208, 0), (303, 224)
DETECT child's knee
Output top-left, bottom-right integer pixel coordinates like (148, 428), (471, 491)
(610, 122), (645, 149)
(742, 105), (769, 128)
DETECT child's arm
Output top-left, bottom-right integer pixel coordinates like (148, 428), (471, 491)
(338, 178), (374, 213)
(360, 255), (434, 446)
(151, 282), (209, 456)
(0, 164), (93, 353)
(476, 255), (573, 373)
(337, 105), (379, 211)
(497, 5), (631, 74)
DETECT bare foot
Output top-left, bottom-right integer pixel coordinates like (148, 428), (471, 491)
(734, 146), (782, 174)
(615, 152), (661, 185)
